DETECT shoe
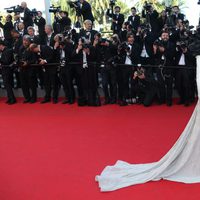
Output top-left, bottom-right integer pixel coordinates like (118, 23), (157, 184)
(166, 102), (172, 107)
(30, 99), (37, 104)
(53, 99), (58, 104)
(62, 99), (69, 104)
(41, 99), (50, 104)
(7, 99), (16, 105)
(103, 99), (110, 105)
(110, 99), (116, 104)
(184, 101), (190, 107)
(119, 101), (128, 106)
(23, 99), (30, 103)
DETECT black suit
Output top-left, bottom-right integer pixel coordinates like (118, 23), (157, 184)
(0, 47), (16, 102)
(127, 15), (140, 32)
(0, 21), (13, 47)
(56, 42), (75, 103)
(107, 10), (124, 34)
(80, 1), (94, 22)
(175, 50), (195, 104)
(39, 45), (59, 102)
(72, 46), (100, 106)
(34, 16), (46, 43)
(21, 8), (33, 29)
(118, 42), (140, 102)
(18, 45), (37, 101)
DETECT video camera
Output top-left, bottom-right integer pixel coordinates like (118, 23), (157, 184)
(109, 0), (117, 7)
(49, 5), (61, 14)
(68, 1), (80, 9)
(4, 5), (23, 14)
(143, 1), (152, 12)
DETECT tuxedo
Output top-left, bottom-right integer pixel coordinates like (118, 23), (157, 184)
(127, 15), (140, 32)
(80, 1), (94, 22)
(106, 10), (124, 34)
(0, 47), (16, 102)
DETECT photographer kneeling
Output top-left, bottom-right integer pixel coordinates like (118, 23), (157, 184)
(131, 66), (157, 107)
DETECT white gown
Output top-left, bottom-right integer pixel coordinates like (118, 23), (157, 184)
(96, 55), (200, 192)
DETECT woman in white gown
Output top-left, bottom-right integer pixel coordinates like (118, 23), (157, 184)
(96, 44), (200, 192)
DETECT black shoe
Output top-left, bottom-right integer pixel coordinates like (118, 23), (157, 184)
(30, 99), (37, 104)
(110, 99), (117, 104)
(103, 99), (110, 105)
(41, 99), (50, 104)
(166, 101), (172, 107)
(23, 99), (30, 103)
(68, 100), (75, 105)
(7, 99), (16, 105)
(177, 100), (184, 105)
(53, 99), (58, 104)
(184, 101), (190, 107)
(62, 99), (69, 104)
(119, 101), (128, 106)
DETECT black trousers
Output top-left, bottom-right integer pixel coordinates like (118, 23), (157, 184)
(131, 80), (157, 107)
(43, 67), (59, 100)
(118, 66), (134, 101)
(156, 68), (173, 104)
(1, 67), (16, 101)
(59, 65), (75, 102)
(175, 68), (191, 103)
(20, 67), (37, 101)
(100, 66), (117, 102)
(82, 65), (100, 106)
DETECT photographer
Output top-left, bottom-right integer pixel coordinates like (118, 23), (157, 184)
(117, 33), (140, 106)
(44, 25), (56, 48)
(153, 31), (176, 106)
(18, 35), (37, 103)
(33, 11), (46, 43)
(0, 40), (16, 104)
(27, 26), (41, 44)
(20, 1), (33, 29)
(0, 15), (14, 47)
(53, 11), (71, 34)
(142, 3), (159, 36)
(136, 25), (155, 65)
(106, 6), (124, 35)
(79, 20), (98, 44)
(55, 36), (75, 104)
(30, 43), (59, 104)
(171, 6), (185, 27)
(131, 66), (157, 106)
(127, 7), (141, 33)
(79, 0), (94, 23)
(94, 33), (119, 104)
(175, 42), (195, 106)
(72, 38), (100, 106)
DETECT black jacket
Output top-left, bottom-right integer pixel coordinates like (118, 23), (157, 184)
(0, 47), (14, 66)
(21, 8), (33, 28)
(127, 15), (140, 32)
(34, 17), (46, 36)
(0, 21), (13, 41)
(106, 11), (124, 33)
(80, 1), (94, 22)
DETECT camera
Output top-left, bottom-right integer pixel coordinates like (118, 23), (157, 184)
(153, 39), (164, 47)
(49, 5), (61, 14)
(29, 8), (38, 17)
(4, 5), (23, 14)
(177, 41), (187, 49)
(119, 42), (131, 51)
(137, 66), (145, 76)
(68, 1), (80, 8)
(109, 0), (116, 7)
(99, 38), (109, 45)
(165, 6), (172, 14)
(143, 1), (152, 12)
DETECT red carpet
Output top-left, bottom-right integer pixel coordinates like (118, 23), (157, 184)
(0, 98), (199, 200)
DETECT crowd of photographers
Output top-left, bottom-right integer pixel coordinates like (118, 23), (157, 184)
(0, 0), (199, 107)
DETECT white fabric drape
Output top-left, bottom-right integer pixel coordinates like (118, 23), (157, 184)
(96, 56), (200, 192)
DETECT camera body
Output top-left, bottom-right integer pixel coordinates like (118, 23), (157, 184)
(49, 5), (61, 14)
(119, 42), (131, 52)
(109, 0), (117, 7)
(5, 5), (23, 14)
(143, 1), (152, 12)
(68, 1), (80, 8)
(154, 39), (164, 48)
